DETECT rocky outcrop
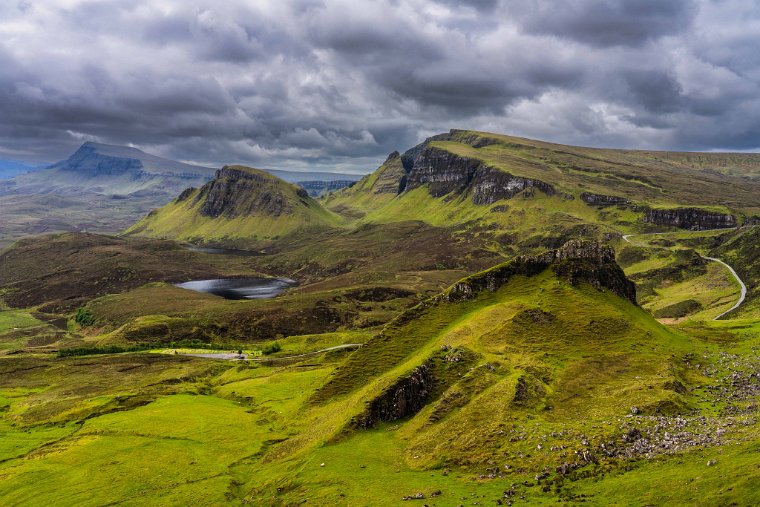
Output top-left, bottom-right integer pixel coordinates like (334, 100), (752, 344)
(353, 364), (433, 428)
(642, 207), (736, 230)
(445, 240), (637, 304)
(402, 146), (554, 204)
(471, 165), (554, 204)
(196, 166), (303, 218)
(370, 151), (408, 194)
(581, 192), (630, 207)
(175, 187), (196, 202)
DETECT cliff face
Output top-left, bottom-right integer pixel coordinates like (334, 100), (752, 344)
(370, 151), (408, 194)
(445, 240), (636, 304)
(399, 145), (554, 204)
(196, 166), (308, 218)
(643, 208), (736, 230)
(581, 192), (630, 207)
(353, 364), (433, 429)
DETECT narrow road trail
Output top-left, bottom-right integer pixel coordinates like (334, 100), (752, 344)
(622, 230), (746, 320)
(177, 343), (363, 361)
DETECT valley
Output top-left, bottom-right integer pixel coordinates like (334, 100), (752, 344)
(0, 130), (758, 506)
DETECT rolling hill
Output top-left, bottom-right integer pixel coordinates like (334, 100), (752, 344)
(1, 240), (756, 506)
(326, 129), (760, 231)
(127, 165), (344, 245)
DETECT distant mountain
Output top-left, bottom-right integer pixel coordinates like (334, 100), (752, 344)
(4, 142), (215, 196)
(0, 160), (39, 180)
(255, 169), (360, 197)
(127, 165), (342, 245)
(262, 168), (362, 184)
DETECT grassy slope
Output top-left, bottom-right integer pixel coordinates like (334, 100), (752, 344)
(0, 264), (756, 505)
(325, 131), (760, 232)
(128, 166), (343, 245)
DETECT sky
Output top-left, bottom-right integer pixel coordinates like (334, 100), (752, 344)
(1, 0), (759, 173)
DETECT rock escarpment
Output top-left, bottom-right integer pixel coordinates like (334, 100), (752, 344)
(642, 207), (736, 230)
(398, 143), (554, 204)
(353, 364), (433, 428)
(581, 192), (630, 207)
(446, 240), (636, 304)
(196, 166), (308, 218)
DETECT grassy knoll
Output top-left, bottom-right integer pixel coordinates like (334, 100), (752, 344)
(127, 165), (344, 245)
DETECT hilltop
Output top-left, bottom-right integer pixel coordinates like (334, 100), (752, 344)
(127, 165), (343, 244)
(326, 130), (760, 233)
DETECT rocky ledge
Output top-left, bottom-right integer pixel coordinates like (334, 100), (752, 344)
(581, 192), (630, 207)
(642, 207), (736, 230)
(352, 364), (433, 429)
(402, 146), (554, 204)
(445, 240), (636, 304)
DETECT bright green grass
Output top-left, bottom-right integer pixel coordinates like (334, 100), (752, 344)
(0, 310), (41, 333)
(0, 394), (273, 507)
(0, 310), (46, 351)
(643, 261), (741, 321)
(564, 442), (760, 506)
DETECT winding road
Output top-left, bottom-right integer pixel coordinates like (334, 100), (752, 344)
(622, 230), (747, 320)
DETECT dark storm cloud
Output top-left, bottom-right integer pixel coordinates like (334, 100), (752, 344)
(515, 0), (698, 47)
(0, 0), (759, 171)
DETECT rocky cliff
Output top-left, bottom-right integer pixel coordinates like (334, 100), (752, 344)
(127, 164), (340, 243)
(581, 192), (630, 207)
(196, 166), (308, 218)
(398, 144), (554, 204)
(353, 364), (433, 428)
(445, 240), (636, 304)
(642, 207), (736, 230)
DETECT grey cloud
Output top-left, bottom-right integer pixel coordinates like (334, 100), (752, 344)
(515, 0), (698, 47)
(0, 0), (759, 169)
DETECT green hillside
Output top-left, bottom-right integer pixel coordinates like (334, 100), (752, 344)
(0, 241), (756, 506)
(127, 165), (343, 245)
(325, 129), (760, 232)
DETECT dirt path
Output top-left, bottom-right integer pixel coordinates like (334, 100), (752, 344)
(177, 343), (363, 361)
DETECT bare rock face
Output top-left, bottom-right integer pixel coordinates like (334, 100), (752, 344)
(196, 166), (300, 218)
(446, 240), (636, 304)
(371, 151), (408, 194)
(353, 364), (433, 428)
(401, 146), (555, 204)
(643, 207), (736, 230)
(581, 192), (630, 207)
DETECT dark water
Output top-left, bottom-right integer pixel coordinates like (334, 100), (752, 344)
(184, 245), (263, 256)
(175, 277), (296, 300)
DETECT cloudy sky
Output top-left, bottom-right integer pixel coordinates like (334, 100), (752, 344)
(1, 0), (759, 173)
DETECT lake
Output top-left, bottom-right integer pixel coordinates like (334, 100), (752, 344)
(175, 277), (296, 300)
(184, 245), (264, 256)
